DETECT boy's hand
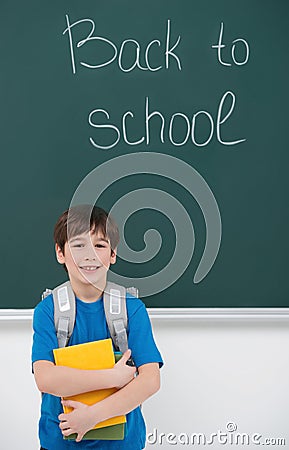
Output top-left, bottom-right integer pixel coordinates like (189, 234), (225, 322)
(114, 349), (136, 388)
(59, 400), (97, 442)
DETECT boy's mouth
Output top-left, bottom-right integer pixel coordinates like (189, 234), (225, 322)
(79, 265), (101, 272)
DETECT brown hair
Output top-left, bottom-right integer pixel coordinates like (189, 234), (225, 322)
(54, 204), (119, 271)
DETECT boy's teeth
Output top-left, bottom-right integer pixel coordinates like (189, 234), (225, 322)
(82, 266), (98, 270)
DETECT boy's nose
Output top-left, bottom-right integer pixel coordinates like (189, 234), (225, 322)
(85, 252), (97, 260)
(85, 247), (100, 262)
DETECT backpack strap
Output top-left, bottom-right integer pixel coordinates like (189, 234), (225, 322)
(126, 286), (139, 298)
(43, 281), (76, 348)
(103, 281), (128, 353)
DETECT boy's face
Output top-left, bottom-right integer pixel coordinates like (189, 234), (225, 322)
(55, 228), (116, 292)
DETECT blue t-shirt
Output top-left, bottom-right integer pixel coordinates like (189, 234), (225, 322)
(32, 293), (163, 450)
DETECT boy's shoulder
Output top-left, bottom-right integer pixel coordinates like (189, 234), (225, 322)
(34, 292), (54, 314)
(125, 292), (147, 317)
(33, 294), (55, 332)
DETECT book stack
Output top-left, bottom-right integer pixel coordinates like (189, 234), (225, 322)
(53, 338), (126, 440)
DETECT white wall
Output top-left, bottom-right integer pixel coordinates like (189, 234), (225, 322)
(1, 315), (289, 449)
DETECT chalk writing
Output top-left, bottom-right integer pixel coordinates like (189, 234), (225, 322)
(212, 22), (250, 66)
(62, 16), (249, 150)
(88, 92), (245, 150)
(63, 16), (182, 74)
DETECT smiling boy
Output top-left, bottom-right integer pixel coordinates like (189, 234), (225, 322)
(32, 204), (163, 449)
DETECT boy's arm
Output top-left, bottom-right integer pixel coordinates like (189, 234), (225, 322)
(33, 349), (136, 397)
(58, 362), (160, 442)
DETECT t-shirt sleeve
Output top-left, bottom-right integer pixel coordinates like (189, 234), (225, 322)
(127, 298), (163, 369)
(31, 295), (58, 365)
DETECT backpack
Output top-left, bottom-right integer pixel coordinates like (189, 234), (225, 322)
(42, 281), (138, 364)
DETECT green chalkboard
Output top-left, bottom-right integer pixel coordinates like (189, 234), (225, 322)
(1, 0), (289, 308)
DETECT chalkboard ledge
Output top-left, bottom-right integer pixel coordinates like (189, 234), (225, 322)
(148, 308), (289, 320)
(1, 308), (289, 321)
(0, 309), (34, 321)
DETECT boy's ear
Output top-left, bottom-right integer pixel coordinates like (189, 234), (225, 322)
(110, 247), (117, 265)
(55, 243), (65, 264)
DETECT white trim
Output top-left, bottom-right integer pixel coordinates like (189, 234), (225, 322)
(147, 307), (289, 320)
(0, 309), (34, 321)
(1, 308), (289, 321)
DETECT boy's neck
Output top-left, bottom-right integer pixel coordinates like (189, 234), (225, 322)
(70, 278), (106, 303)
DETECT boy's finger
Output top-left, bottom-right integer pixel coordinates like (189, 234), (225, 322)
(123, 349), (136, 367)
(76, 432), (84, 442)
(61, 399), (72, 408)
(122, 349), (131, 361)
(62, 399), (82, 409)
(59, 420), (69, 430)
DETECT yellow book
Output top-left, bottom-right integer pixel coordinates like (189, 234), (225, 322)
(53, 338), (126, 431)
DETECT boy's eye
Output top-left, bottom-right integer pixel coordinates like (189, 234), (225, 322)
(72, 244), (84, 248)
(95, 244), (105, 248)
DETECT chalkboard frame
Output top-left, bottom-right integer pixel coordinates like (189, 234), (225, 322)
(1, 0), (289, 309)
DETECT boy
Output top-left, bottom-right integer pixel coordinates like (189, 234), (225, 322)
(32, 204), (163, 449)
